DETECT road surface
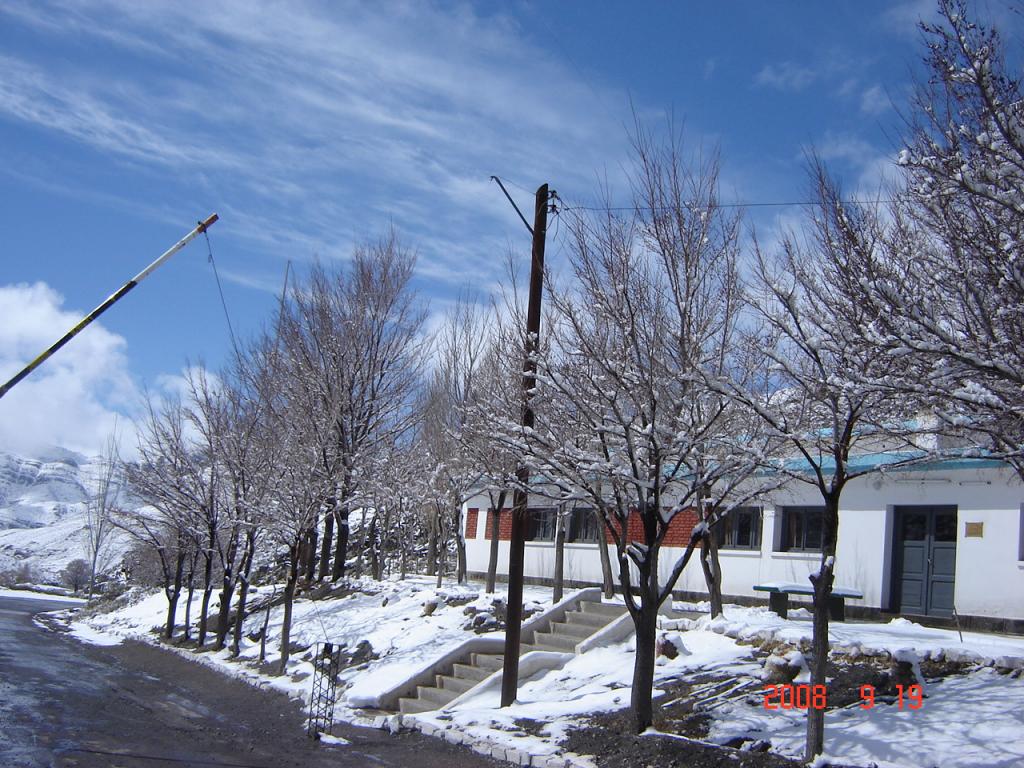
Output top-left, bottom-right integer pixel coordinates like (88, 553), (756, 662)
(0, 593), (503, 767)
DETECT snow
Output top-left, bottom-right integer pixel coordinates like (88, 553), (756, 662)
(710, 667), (1024, 768)
(0, 586), (85, 603)
(70, 577), (553, 722)
(316, 733), (351, 745)
(61, 584), (1024, 768)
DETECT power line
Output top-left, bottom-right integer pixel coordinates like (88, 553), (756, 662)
(492, 175), (902, 213)
(560, 197), (902, 213)
(204, 226), (240, 357)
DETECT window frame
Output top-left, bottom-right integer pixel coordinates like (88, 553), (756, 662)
(714, 506), (763, 551)
(778, 506), (826, 553)
(566, 507), (603, 544)
(526, 507), (558, 542)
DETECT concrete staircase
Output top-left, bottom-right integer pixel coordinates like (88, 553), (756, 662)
(397, 600), (627, 715)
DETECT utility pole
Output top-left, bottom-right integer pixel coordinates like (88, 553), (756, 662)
(501, 183), (550, 707)
(0, 214), (219, 400)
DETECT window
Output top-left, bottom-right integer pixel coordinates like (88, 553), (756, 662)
(526, 507), (557, 542)
(567, 507), (603, 543)
(779, 506), (825, 552)
(714, 506), (762, 550)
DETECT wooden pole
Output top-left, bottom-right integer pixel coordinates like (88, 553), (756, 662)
(501, 184), (549, 707)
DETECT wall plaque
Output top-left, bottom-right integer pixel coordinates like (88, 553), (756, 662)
(965, 522), (983, 538)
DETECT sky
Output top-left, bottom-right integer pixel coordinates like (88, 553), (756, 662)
(1, 0), (1020, 457)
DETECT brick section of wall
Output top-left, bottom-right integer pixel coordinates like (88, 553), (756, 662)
(603, 508), (701, 547)
(486, 509), (514, 541)
(663, 508), (701, 547)
(465, 508), (479, 540)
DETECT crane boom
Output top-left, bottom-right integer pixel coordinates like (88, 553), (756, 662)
(0, 213), (219, 400)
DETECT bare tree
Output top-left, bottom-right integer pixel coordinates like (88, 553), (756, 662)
(857, 0), (1024, 475)
(493, 126), (775, 732)
(713, 164), (933, 760)
(281, 233), (425, 583)
(84, 432), (123, 598)
(119, 396), (202, 639)
(61, 558), (90, 595)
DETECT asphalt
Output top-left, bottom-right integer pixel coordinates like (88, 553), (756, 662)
(0, 594), (502, 768)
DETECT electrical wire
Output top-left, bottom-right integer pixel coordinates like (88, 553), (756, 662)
(204, 227), (240, 357)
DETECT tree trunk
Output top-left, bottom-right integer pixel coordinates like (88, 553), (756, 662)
(805, 496), (839, 761)
(231, 532), (257, 657)
(165, 587), (180, 639)
(597, 525), (615, 599)
(553, 511), (566, 602)
(278, 547), (300, 675)
(197, 549), (214, 647)
(183, 565), (196, 641)
(485, 505), (502, 593)
(700, 534), (724, 618)
(331, 508), (349, 581)
(164, 549), (185, 639)
(435, 512), (446, 588)
(629, 593), (659, 733)
(259, 588), (275, 663)
(318, 503), (334, 581)
(455, 512), (467, 585)
(231, 578), (249, 657)
(304, 527), (318, 582)
(214, 579), (236, 651)
(426, 513), (438, 577)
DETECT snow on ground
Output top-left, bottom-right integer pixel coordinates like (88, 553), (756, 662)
(71, 576), (552, 720)
(0, 586), (86, 603)
(683, 601), (1024, 665)
(710, 666), (1024, 768)
(66, 587), (1024, 768)
(406, 601), (1024, 768)
(413, 628), (759, 764)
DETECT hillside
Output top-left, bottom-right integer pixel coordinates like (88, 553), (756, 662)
(0, 446), (130, 582)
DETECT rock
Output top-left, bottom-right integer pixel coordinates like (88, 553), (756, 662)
(994, 655), (1024, 671)
(762, 651), (804, 684)
(350, 639), (375, 665)
(944, 648), (982, 665)
(656, 632), (689, 659)
(422, 600), (438, 617)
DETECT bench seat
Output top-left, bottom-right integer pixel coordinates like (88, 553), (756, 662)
(753, 582), (863, 621)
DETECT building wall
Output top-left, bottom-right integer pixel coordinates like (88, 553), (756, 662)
(463, 463), (1024, 622)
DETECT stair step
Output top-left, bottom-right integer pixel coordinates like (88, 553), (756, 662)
(471, 653), (504, 669)
(437, 674), (476, 694)
(399, 696), (439, 714)
(551, 621), (595, 639)
(531, 631), (579, 651)
(417, 685), (459, 706)
(565, 609), (611, 627)
(453, 663), (492, 682)
(580, 601), (627, 618)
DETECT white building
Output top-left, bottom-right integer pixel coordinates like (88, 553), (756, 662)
(462, 459), (1024, 632)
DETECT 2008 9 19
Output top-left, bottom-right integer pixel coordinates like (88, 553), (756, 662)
(762, 684), (924, 710)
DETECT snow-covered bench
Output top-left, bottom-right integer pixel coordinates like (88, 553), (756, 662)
(753, 582), (862, 621)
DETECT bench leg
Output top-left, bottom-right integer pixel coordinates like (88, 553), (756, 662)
(768, 592), (788, 619)
(828, 596), (846, 622)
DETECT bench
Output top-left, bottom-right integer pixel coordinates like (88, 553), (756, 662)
(753, 582), (863, 621)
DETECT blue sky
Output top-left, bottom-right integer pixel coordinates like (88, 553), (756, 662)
(0, 0), (1018, 455)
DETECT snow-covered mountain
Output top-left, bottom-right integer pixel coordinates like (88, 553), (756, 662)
(0, 446), (130, 582)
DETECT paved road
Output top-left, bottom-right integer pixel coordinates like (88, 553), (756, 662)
(0, 594), (503, 768)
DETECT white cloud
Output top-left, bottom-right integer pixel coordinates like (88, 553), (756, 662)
(0, 282), (142, 457)
(860, 84), (891, 115)
(754, 61), (817, 92)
